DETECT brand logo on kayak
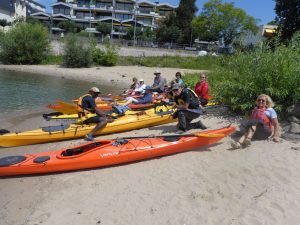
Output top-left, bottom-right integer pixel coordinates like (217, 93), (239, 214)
(100, 152), (119, 157)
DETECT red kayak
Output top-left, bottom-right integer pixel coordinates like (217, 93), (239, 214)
(0, 126), (235, 176)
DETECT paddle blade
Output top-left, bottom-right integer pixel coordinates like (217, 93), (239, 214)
(194, 133), (225, 138)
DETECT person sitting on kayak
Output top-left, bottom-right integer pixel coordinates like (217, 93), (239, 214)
(172, 83), (207, 134)
(152, 70), (167, 93)
(124, 86), (153, 106)
(194, 73), (209, 106)
(133, 78), (146, 94)
(111, 86), (153, 115)
(125, 77), (138, 95)
(231, 94), (280, 149)
(77, 87), (112, 141)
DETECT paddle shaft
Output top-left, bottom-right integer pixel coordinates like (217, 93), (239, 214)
(116, 133), (223, 140)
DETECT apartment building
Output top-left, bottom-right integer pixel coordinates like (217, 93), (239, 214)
(0, 0), (45, 22)
(31, 0), (176, 35)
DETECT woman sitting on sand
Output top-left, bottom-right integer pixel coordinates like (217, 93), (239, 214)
(231, 94), (280, 149)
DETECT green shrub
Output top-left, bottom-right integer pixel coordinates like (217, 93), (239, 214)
(184, 33), (300, 116)
(93, 39), (118, 66)
(41, 55), (63, 65)
(0, 22), (49, 64)
(62, 34), (93, 68)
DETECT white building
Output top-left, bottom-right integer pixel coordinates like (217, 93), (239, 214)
(0, 0), (45, 22)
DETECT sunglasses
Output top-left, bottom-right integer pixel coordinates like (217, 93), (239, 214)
(258, 99), (265, 102)
(201, 76), (206, 78)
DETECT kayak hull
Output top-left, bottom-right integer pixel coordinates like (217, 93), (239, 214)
(0, 108), (175, 147)
(0, 126), (235, 176)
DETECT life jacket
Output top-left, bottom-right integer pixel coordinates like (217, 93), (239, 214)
(77, 94), (94, 120)
(176, 88), (200, 109)
(251, 108), (272, 129)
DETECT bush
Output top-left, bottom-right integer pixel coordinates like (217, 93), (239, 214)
(184, 33), (300, 116)
(93, 39), (118, 66)
(0, 22), (49, 64)
(62, 34), (93, 68)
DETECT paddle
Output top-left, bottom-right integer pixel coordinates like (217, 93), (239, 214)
(116, 132), (224, 140)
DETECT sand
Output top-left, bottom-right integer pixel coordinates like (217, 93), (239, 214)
(0, 65), (299, 225)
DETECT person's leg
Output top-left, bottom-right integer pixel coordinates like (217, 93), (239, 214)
(84, 116), (108, 141)
(177, 111), (188, 131)
(232, 125), (257, 149)
(185, 111), (206, 130)
(124, 97), (138, 105)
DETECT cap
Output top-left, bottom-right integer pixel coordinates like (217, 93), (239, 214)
(171, 83), (181, 91)
(145, 85), (152, 91)
(139, 78), (144, 82)
(89, 87), (101, 93)
(154, 70), (161, 75)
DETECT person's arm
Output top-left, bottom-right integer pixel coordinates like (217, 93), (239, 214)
(175, 92), (189, 110)
(194, 82), (201, 96)
(202, 82), (209, 98)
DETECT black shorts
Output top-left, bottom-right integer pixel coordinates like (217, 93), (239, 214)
(83, 116), (104, 124)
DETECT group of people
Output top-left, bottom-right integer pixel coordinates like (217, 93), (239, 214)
(77, 71), (280, 148)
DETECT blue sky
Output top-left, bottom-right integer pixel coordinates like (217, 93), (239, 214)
(37, 0), (276, 25)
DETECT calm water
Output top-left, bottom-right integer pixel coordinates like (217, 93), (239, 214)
(0, 70), (117, 115)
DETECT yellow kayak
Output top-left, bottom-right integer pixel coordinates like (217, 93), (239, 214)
(0, 108), (176, 147)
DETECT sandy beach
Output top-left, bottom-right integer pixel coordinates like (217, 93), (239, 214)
(0, 65), (299, 225)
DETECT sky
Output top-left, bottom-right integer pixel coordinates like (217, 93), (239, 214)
(37, 0), (276, 25)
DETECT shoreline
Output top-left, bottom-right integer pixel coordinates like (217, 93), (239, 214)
(0, 64), (205, 89)
(0, 65), (299, 225)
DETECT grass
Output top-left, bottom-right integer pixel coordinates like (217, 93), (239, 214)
(41, 55), (63, 65)
(117, 55), (218, 70)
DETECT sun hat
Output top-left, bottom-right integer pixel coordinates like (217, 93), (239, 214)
(154, 70), (161, 75)
(89, 87), (101, 93)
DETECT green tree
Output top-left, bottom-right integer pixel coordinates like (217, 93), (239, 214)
(175, 0), (198, 44)
(96, 22), (111, 36)
(58, 20), (81, 33)
(275, 0), (300, 42)
(63, 34), (93, 67)
(0, 22), (49, 64)
(156, 12), (182, 43)
(192, 0), (258, 46)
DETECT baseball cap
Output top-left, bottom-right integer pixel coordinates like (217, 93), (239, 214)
(145, 86), (152, 91)
(139, 78), (144, 82)
(171, 83), (181, 91)
(89, 87), (101, 93)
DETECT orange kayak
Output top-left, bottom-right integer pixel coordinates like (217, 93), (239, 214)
(0, 126), (235, 176)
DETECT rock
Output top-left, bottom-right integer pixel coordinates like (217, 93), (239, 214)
(288, 122), (300, 134)
(290, 103), (300, 119)
(282, 133), (300, 141)
(287, 116), (300, 123)
(291, 146), (300, 151)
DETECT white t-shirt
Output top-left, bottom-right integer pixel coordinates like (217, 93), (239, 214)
(265, 107), (277, 119)
(135, 84), (146, 93)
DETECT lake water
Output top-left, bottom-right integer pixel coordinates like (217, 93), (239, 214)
(0, 70), (117, 116)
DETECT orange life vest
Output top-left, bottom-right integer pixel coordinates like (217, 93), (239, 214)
(251, 108), (272, 129)
(77, 94), (94, 120)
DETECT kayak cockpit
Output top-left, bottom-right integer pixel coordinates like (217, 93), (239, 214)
(58, 141), (111, 158)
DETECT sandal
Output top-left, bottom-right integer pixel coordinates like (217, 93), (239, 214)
(243, 138), (251, 147)
(231, 141), (241, 149)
